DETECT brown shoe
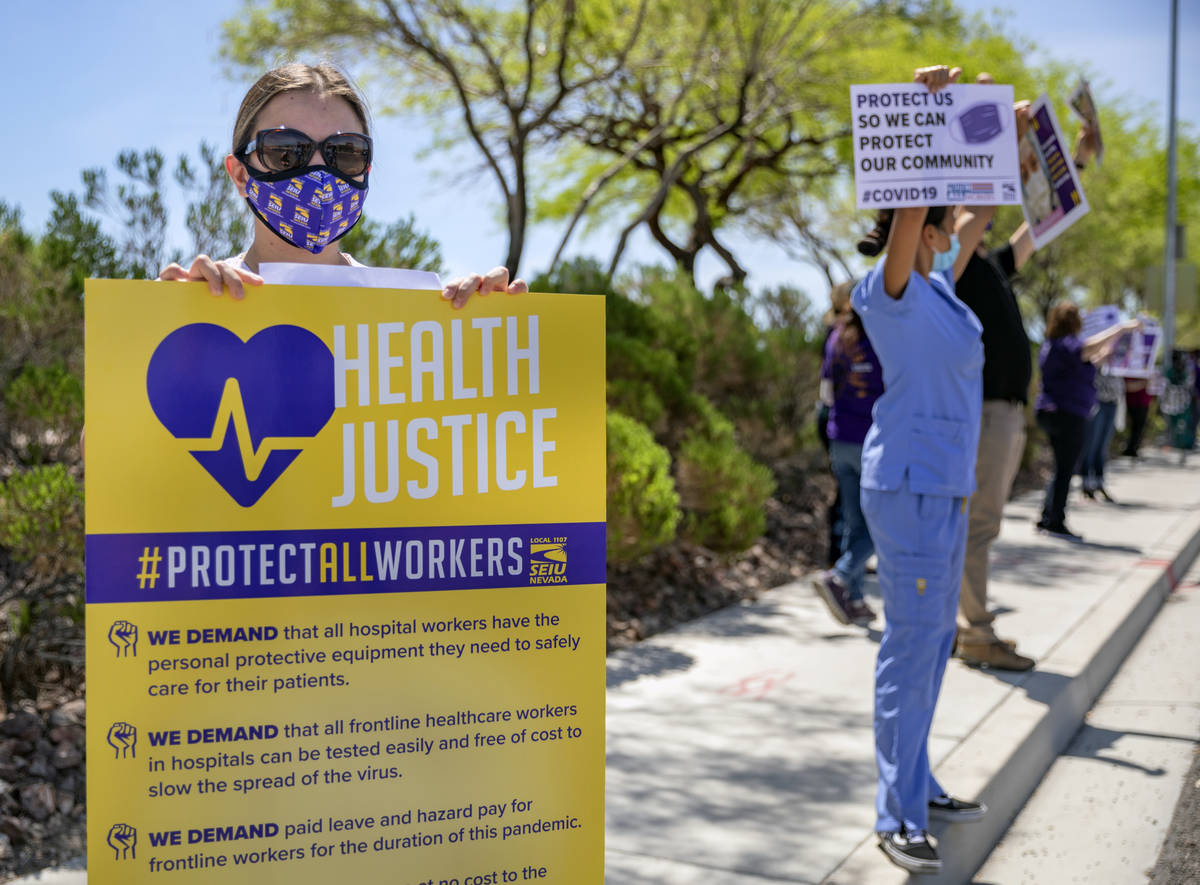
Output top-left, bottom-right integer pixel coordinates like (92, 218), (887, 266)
(957, 639), (1035, 671)
(954, 632), (1017, 654)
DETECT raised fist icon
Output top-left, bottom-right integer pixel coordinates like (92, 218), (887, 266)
(107, 823), (136, 860)
(108, 620), (137, 657)
(107, 722), (137, 759)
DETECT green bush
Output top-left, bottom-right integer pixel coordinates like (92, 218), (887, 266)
(538, 257), (817, 558)
(675, 424), (776, 553)
(606, 410), (681, 562)
(0, 463), (83, 583)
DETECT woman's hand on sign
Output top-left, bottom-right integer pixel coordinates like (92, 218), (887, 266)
(913, 65), (962, 94)
(441, 266), (529, 310)
(158, 255), (263, 301)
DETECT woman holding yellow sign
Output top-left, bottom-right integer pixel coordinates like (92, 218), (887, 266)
(850, 63), (1006, 878)
(158, 62), (524, 306)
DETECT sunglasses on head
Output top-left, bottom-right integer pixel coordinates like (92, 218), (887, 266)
(239, 127), (372, 177)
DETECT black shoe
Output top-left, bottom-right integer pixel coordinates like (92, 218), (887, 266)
(878, 827), (941, 874)
(929, 794), (988, 822)
(1096, 486), (1116, 503)
(1081, 486), (1096, 500)
(812, 571), (853, 625)
(1037, 521), (1084, 542)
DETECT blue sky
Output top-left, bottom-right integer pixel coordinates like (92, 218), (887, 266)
(2, 0), (1196, 293)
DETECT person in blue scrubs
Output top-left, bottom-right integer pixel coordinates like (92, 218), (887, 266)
(852, 62), (1010, 877)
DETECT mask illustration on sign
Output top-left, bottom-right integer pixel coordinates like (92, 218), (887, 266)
(146, 324), (336, 507)
(932, 235), (961, 273)
(950, 103), (1004, 144)
(244, 168), (367, 254)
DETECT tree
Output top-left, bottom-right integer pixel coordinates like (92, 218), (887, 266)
(222, 0), (650, 275)
(542, 0), (874, 283)
(339, 214), (445, 271)
(82, 149), (174, 278)
(175, 141), (253, 261)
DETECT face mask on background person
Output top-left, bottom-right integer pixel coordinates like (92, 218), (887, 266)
(932, 234), (961, 274)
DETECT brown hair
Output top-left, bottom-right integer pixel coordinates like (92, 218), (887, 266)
(232, 63), (371, 153)
(1045, 301), (1082, 339)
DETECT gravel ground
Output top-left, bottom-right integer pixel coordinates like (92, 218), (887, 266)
(1149, 746), (1200, 884)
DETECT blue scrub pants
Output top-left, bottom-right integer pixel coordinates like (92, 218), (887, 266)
(861, 482), (968, 834)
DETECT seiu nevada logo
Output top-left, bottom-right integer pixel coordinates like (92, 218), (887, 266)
(293, 205), (310, 225)
(286, 178), (305, 197)
(146, 324), (335, 507)
(529, 540), (567, 584)
(267, 194), (284, 214)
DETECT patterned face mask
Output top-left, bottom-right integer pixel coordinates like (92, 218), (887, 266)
(242, 166), (368, 254)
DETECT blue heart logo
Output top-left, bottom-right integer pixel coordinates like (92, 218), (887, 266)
(146, 324), (335, 507)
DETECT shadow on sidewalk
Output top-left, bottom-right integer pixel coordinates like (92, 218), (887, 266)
(989, 540), (1144, 587)
(1061, 723), (1183, 776)
(607, 646), (696, 688)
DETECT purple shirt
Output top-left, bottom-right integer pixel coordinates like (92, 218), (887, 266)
(821, 323), (885, 445)
(1036, 335), (1096, 417)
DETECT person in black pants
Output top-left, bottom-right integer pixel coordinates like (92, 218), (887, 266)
(1035, 303), (1139, 540)
(1121, 377), (1153, 457)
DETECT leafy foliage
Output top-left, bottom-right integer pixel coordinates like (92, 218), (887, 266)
(536, 257), (814, 557)
(339, 214), (445, 272)
(605, 410), (680, 562)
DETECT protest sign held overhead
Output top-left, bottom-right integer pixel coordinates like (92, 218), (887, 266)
(85, 280), (606, 884)
(1081, 305), (1122, 341)
(1020, 95), (1090, 248)
(1068, 79), (1104, 165)
(1107, 317), (1162, 379)
(851, 83), (1021, 209)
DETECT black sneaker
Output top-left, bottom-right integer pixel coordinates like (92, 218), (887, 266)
(878, 827), (941, 874)
(1036, 521), (1084, 542)
(929, 793), (988, 822)
(812, 571), (853, 625)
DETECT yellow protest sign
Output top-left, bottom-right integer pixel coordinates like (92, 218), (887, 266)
(85, 280), (605, 884)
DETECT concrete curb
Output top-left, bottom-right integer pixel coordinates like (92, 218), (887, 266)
(823, 501), (1200, 884)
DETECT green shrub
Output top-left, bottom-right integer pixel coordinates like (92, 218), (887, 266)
(0, 463), (83, 582)
(675, 428), (776, 553)
(5, 363), (83, 426)
(606, 410), (681, 562)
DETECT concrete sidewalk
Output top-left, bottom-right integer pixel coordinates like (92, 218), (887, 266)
(605, 450), (1200, 884)
(11, 452), (1200, 885)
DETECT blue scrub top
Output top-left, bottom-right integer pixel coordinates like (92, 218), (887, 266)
(851, 263), (984, 498)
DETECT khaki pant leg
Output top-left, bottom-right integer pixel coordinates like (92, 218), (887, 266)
(958, 401), (1027, 642)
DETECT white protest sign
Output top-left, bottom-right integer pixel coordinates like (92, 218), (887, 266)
(850, 83), (1021, 209)
(1108, 318), (1162, 379)
(1081, 305), (1121, 340)
(1020, 94), (1089, 248)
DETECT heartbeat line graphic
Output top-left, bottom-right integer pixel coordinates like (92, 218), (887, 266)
(183, 377), (314, 482)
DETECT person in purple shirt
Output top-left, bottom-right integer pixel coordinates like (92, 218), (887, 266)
(815, 306), (884, 626)
(1035, 302), (1139, 540)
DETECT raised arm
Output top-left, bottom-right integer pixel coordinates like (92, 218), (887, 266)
(881, 65), (962, 298)
(883, 207), (927, 299)
(952, 205), (998, 279)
